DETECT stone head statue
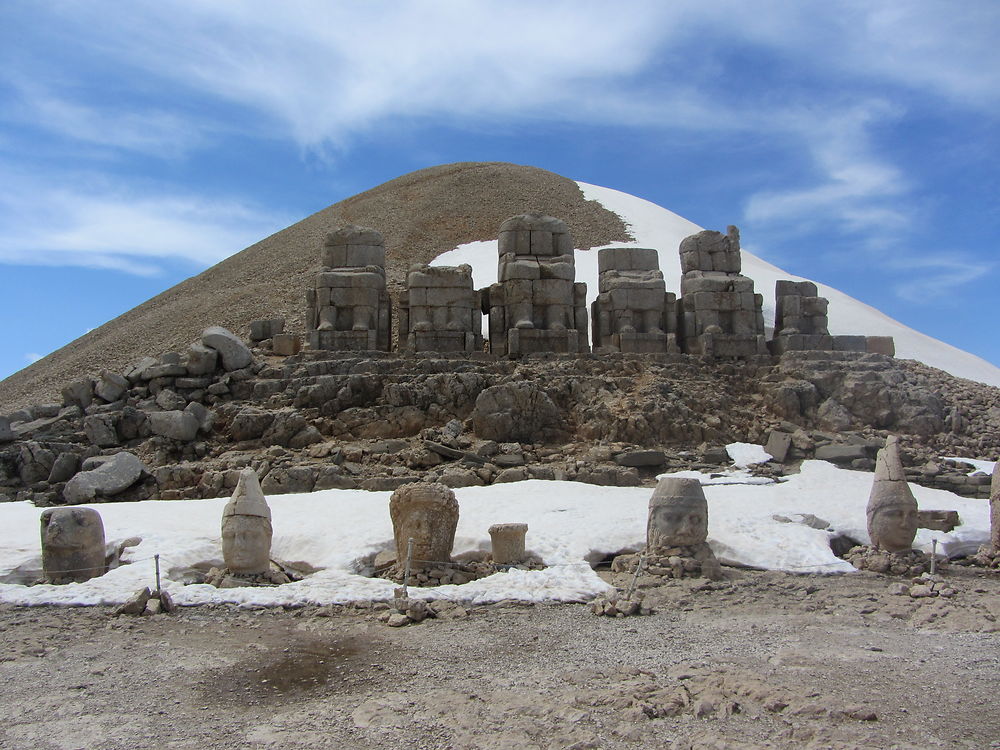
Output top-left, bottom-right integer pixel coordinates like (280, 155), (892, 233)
(40, 506), (106, 583)
(221, 469), (273, 575)
(647, 477), (709, 550)
(388, 482), (459, 566)
(866, 436), (918, 552)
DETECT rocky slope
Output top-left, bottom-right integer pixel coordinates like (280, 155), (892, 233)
(0, 162), (630, 413)
(2, 326), (997, 507)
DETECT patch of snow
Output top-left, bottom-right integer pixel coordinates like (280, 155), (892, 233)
(432, 182), (1000, 387)
(0, 456), (989, 607)
(941, 456), (996, 476)
(726, 442), (773, 468)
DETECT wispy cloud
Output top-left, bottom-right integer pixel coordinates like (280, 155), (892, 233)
(892, 256), (994, 303)
(744, 104), (909, 233)
(23, 352), (42, 365)
(0, 170), (291, 274)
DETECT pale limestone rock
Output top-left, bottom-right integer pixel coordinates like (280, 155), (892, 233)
(63, 451), (145, 503)
(489, 523), (528, 565)
(201, 326), (253, 371)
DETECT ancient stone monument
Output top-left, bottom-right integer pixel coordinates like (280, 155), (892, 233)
(306, 225), (391, 351)
(612, 477), (722, 579)
(591, 247), (678, 353)
(866, 436), (919, 552)
(221, 468), (273, 575)
(769, 280), (896, 356)
(40, 506), (106, 583)
(397, 264), (483, 353)
(769, 280), (831, 353)
(388, 482), (459, 568)
(483, 214), (588, 356)
(677, 226), (767, 358)
(489, 522), (528, 565)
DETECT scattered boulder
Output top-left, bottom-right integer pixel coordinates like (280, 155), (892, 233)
(0, 416), (13, 443)
(83, 414), (119, 448)
(471, 382), (564, 443)
(63, 451), (146, 503)
(94, 371), (129, 403)
(201, 326), (253, 371)
(184, 342), (219, 376)
(147, 410), (200, 442)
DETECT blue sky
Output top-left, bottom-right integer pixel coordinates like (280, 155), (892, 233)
(1, 1), (998, 381)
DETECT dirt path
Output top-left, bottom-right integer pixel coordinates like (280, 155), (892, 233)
(1, 567), (998, 749)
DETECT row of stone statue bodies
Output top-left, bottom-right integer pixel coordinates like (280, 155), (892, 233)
(304, 216), (894, 358)
(38, 435), (931, 586)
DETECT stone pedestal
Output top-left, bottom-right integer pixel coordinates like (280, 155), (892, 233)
(489, 523), (528, 564)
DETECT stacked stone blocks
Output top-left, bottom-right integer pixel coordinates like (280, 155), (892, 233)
(398, 264), (483, 353)
(484, 214), (589, 356)
(677, 226), (767, 358)
(591, 247), (678, 353)
(306, 225), (391, 352)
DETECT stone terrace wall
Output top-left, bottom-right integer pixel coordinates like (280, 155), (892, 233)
(2, 341), (997, 506)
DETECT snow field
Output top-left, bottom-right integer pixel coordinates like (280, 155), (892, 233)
(0, 456), (989, 608)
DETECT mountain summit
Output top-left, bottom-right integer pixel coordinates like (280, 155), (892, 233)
(2, 161), (998, 411)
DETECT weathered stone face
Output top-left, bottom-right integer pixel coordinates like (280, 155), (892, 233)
(866, 436), (918, 552)
(221, 515), (272, 574)
(40, 506), (106, 583)
(646, 477), (709, 549)
(389, 482), (458, 566)
(221, 469), (272, 574)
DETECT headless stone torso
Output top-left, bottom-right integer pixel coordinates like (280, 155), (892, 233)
(497, 214), (576, 331)
(307, 224), (391, 351)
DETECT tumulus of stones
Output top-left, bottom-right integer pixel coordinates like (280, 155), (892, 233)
(0, 163), (630, 413)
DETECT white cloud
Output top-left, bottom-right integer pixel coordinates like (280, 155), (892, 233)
(744, 105), (908, 232)
(23, 352), (43, 365)
(1, 80), (204, 157)
(892, 256), (993, 303)
(10, 0), (990, 152)
(0, 170), (291, 274)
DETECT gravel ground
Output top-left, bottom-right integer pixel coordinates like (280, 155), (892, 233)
(2, 566), (998, 750)
(0, 162), (630, 413)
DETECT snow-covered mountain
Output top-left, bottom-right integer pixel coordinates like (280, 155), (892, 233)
(434, 180), (1000, 388)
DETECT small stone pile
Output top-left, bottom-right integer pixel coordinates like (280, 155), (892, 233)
(379, 560), (493, 587)
(887, 572), (957, 599)
(377, 587), (469, 627)
(113, 586), (175, 617)
(203, 562), (297, 588)
(844, 545), (936, 576)
(589, 590), (651, 617)
(954, 545), (1000, 569)
(613, 547), (723, 581)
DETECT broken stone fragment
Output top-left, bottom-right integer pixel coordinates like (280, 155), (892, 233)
(147, 410), (200, 441)
(201, 326), (253, 371)
(63, 451), (146, 503)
